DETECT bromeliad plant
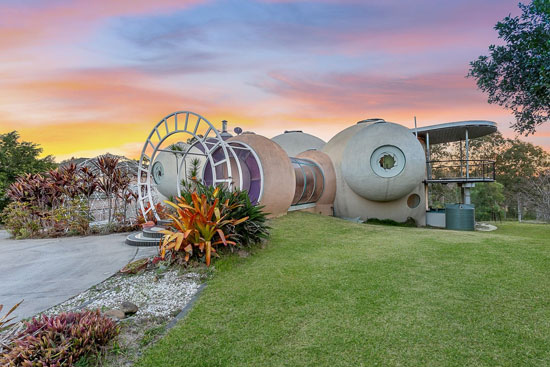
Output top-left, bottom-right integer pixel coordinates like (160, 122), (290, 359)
(181, 181), (270, 247)
(160, 188), (248, 266)
(0, 310), (119, 366)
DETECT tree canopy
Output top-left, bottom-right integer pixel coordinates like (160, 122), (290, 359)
(471, 182), (506, 221)
(0, 131), (56, 210)
(429, 132), (550, 219)
(468, 0), (550, 135)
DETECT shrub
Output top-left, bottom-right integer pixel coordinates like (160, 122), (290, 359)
(1, 198), (91, 238)
(2, 154), (141, 237)
(0, 310), (119, 366)
(181, 182), (269, 247)
(0, 202), (41, 239)
(160, 189), (248, 266)
(47, 197), (91, 236)
(364, 217), (417, 227)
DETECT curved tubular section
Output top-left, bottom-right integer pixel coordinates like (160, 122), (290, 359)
(203, 141), (264, 205)
(290, 157), (325, 205)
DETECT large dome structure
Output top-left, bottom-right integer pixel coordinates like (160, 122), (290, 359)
(271, 130), (326, 157)
(229, 133), (295, 217)
(323, 119), (427, 224)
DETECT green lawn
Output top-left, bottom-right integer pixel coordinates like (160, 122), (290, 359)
(138, 212), (550, 367)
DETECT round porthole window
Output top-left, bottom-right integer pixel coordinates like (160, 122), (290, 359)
(152, 161), (164, 185)
(407, 194), (421, 208)
(370, 145), (406, 178)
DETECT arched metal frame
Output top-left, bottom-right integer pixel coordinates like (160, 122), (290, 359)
(138, 111), (236, 221)
(290, 157), (325, 205)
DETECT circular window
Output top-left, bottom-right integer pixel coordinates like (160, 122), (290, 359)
(370, 145), (405, 178)
(407, 194), (421, 208)
(152, 161), (164, 185)
(379, 154), (396, 170)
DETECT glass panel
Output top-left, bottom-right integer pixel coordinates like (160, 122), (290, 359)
(309, 164), (324, 203)
(292, 162), (305, 205)
(291, 158), (325, 205)
(298, 165), (315, 204)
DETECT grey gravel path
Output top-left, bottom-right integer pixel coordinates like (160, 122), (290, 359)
(0, 230), (157, 320)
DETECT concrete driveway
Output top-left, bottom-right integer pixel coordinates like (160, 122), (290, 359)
(0, 231), (157, 320)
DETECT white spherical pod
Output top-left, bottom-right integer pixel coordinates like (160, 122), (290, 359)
(152, 144), (208, 199)
(341, 122), (425, 201)
(151, 151), (178, 199)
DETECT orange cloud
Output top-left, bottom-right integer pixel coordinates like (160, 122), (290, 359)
(0, 66), (270, 160)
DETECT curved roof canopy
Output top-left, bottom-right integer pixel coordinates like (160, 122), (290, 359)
(414, 120), (497, 145)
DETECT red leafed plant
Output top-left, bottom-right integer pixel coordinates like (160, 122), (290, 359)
(137, 202), (170, 225)
(160, 188), (248, 266)
(0, 310), (119, 366)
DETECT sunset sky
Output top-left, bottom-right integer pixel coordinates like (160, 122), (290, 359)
(1, 0), (548, 161)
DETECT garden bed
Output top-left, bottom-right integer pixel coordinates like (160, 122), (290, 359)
(48, 269), (202, 320)
(43, 265), (206, 366)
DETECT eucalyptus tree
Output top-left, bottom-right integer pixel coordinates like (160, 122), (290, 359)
(469, 0), (550, 135)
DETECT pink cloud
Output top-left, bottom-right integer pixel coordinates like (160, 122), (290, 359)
(0, 0), (206, 49)
(259, 69), (495, 114)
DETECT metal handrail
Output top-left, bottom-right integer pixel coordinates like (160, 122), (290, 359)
(426, 159), (495, 182)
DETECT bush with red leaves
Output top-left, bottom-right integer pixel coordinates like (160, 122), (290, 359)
(0, 310), (119, 366)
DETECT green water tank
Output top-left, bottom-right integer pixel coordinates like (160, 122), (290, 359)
(445, 204), (475, 231)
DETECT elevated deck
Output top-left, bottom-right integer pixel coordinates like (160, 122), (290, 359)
(425, 159), (495, 184)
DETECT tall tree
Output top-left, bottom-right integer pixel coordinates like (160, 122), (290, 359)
(468, 0), (550, 135)
(0, 131), (56, 211)
(522, 169), (550, 221)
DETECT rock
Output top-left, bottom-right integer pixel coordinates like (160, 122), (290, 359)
(104, 309), (126, 320)
(475, 222), (498, 232)
(120, 258), (149, 274)
(121, 301), (138, 315)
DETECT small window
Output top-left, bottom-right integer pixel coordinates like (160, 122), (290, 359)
(152, 161), (164, 185)
(407, 194), (421, 208)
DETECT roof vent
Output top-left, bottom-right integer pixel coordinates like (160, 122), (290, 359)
(284, 130), (303, 133)
(357, 118), (385, 124)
